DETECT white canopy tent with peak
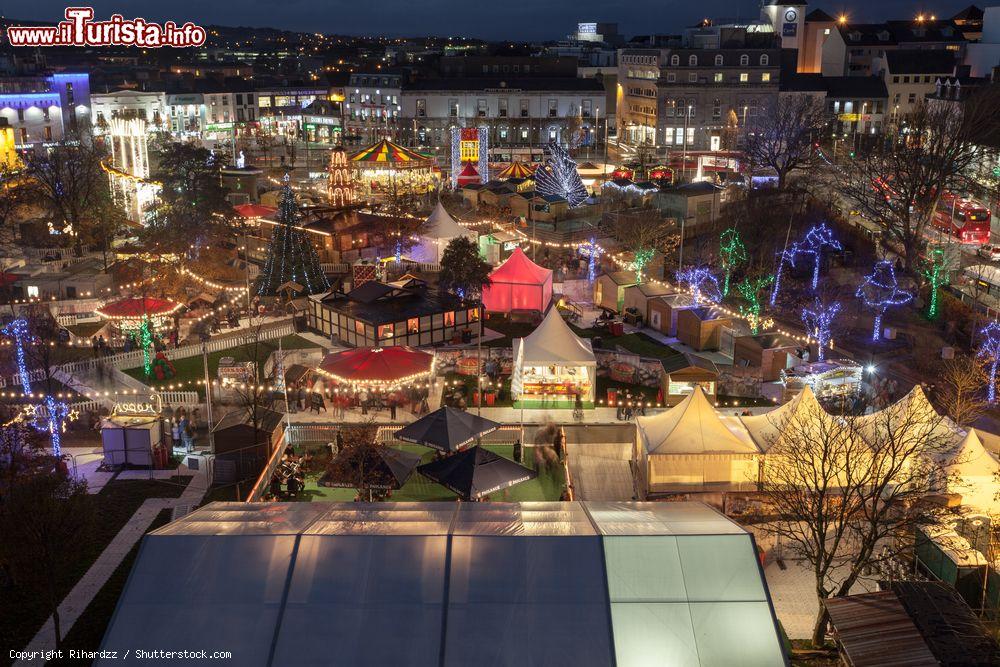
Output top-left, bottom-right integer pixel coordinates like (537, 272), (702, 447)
(511, 307), (597, 406)
(409, 201), (478, 264)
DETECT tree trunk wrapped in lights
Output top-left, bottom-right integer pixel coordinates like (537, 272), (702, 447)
(256, 175), (330, 297)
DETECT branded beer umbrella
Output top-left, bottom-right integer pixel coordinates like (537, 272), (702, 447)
(417, 446), (537, 500)
(394, 406), (501, 453)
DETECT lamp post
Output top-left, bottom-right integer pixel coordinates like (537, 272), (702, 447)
(681, 104), (692, 182)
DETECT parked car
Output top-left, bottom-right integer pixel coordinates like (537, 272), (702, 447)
(979, 244), (1000, 262)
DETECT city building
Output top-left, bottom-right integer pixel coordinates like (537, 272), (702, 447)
(964, 5), (1000, 77)
(343, 71), (403, 146)
(820, 20), (968, 77)
(256, 86), (333, 140)
(202, 86), (258, 142)
(873, 49), (958, 122)
(0, 72), (90, 146)
(165, 92), (207, 137)
(823, 76), (888, 141)
(400, 77), (605, 157)
(91, 90), (167, 132)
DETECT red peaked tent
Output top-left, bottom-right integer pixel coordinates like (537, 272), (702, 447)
(456, 162), (480, 187)
(316, 346), (434, 387)
(482, 247), (553, 314)
(233, 203), (276, 219)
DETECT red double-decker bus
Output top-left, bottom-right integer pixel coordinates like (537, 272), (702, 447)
(933, 193), (991, 244)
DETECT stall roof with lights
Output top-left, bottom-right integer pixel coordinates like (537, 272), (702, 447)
(96, 501), (787, 666)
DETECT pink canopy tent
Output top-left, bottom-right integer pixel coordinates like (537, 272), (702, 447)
(482, 247), (553, 314)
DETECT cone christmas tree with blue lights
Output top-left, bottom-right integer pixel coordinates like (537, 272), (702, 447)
(256, 174), (331, 296)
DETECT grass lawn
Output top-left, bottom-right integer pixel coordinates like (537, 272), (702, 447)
(122, 334), (322, 396)
(49, 509), (174, 666)
(0, 476), (190, 656)
(293, 443), (565, 502)
(482, 316), (539, 348)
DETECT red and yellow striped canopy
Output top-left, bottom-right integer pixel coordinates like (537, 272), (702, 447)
(497, 161), (535, 180)
(350, 139), (432, 164)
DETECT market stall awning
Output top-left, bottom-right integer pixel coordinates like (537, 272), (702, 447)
(320, 446), (422, 491)
(316, 346), (434, 387)
(497, 161), (535, 180)
(423, 202), (475, 241)
(394, 407), (501, 453)
(457, 162), (480, 185)
(637, 385), (759, 455)
(96, 297), (183, 320)
(233, 203), (276, 219)
(350, 139), (432, 164)
(417, 446), (537, 500)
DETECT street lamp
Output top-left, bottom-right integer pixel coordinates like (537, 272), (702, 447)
(682, 104), (692, 181)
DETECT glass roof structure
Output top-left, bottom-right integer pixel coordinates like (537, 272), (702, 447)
(98, 501), (787, 667)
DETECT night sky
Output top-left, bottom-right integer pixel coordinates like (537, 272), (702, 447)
(7, 1), (983, 41)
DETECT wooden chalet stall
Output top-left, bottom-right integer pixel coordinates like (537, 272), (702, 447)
(676, 306), (731, 352)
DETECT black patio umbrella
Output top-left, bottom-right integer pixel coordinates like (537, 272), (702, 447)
(394, 406), (502, 453)
(320, 446), (422, 491)
(417, 446), (537, 500)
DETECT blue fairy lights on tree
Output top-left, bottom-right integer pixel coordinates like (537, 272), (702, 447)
(677, 267), (721, 304)
(801, 299), (841, 362)
(977, 320), (1000, 403)
(855, 260), (913, 341)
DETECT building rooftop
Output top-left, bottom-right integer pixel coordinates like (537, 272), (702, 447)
(98, 501), (787, 666)
(884, 49), (957, 75)
(823, 76), (888, 98)
(405, 76), (604, 92)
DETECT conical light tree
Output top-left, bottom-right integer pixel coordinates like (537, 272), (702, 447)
(534, 141), (588, 207)
(257, 175), (331, 297)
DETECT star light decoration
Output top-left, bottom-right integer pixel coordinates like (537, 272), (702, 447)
(719, 228), (747, 298)
(855, 260), (913, 341)
(1, 317), (78, 456)
(676, 267), (721, 304)
(736, 275), (775, 335)
(977, 320), (1000, 403)
(801, 299), (841, 362)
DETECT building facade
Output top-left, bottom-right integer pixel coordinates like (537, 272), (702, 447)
(92, 90), (167, 132)
(399, 77), (606, 158)
(0, 72), (90, 146)
(344, 71), (402, 146)
(165, 92), (207, 137)
(874, 49), (958, 122)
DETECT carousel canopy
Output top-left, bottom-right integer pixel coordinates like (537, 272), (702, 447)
(497, 161), (535, 180)
(417, 445), (537, 500)
(517, 307), (595, 367)
(350, 139), (432, 165)
(233, 203), (276, 219)
(317, 346), (434, 387)
(394, 407), (501, 453)
(638, 385), (759, 456)
(97, 297), (183, 320)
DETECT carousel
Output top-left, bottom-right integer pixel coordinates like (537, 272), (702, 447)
(96, 297), (183, 376)
(496, 161), (535, 180)
(312, 346), (436, 416)
(350, 139), (437, 198)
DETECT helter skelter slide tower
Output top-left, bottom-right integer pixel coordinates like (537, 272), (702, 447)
(104, 116), (161, 223)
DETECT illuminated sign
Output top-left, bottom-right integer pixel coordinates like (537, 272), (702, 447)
(578, 22), (597, 34)
(460, 127), (480, 162)
(112, 393), (162, 417)
(782, 23), (798, 36)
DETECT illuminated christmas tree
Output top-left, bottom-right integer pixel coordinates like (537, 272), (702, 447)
(855, 260), (912, 341)
(534, 141), (588, 207)
(257, 175), (331, 296)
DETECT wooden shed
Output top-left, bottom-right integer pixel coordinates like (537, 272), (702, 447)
(676, 307), (731, 351)
(623, 281), (675, 324)
(647, 294), (697, 336)
(733, 333), (804, 382)
(211, 407), (286, 484)
(594, 270), (638, 312)
(660, 353), (720, 406)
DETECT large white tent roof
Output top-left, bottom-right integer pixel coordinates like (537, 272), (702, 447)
(638, 385), (760, 456)
(857, 385), (964, 451)
(423, 201), (476, 241)
(516, 307), (595, 366)
(943, 429), (1000, 478)
(740, 387), (827, 453)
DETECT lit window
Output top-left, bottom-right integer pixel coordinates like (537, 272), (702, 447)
(467, 308), (479, 322)
(444, 311), (455, 327)
(714, 73), (723, 82)
(378, 324), (393, 339)
(407, 317), (419, 333)
(761, 73), (771, 82)
(740, 73), (749, 82)
(354, 320), (364, 335)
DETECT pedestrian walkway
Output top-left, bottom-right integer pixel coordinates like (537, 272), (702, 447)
(63, 445), (115, 494)
(566, 442), (635, 500)
(14, 457), (210, 666)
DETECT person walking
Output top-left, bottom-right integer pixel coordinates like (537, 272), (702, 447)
(170, 419), (181, 450)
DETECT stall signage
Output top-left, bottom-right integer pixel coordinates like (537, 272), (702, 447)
(112, 393), (162, 416)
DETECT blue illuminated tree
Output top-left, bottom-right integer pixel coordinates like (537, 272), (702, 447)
(677, 267), (721, 304)
(796, 223), (842, 291)
(977, 320), (1000, 403)
(534, 142), (588, 207)
(2, 317), (32, 390)
(580, 237), (602, 282)
(770, 245), (796, 306)
(801, 299), (841, 362)
(855, 260), (913, 341)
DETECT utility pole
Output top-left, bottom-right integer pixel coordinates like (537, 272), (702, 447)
(200, 333), (214, 450)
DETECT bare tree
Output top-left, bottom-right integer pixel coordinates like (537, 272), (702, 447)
(758, 393), (958, 645)
(936, 355), (989, 427)
(836, 87), (999, 271)
(610, 207), (679, 276)
(744, 94), (828, 190)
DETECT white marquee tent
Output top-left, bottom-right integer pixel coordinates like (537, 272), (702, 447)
(511, 307), (597, 405)
(635, 385), (761, 495)
(409, 202), (478, 264)
(940, 429), (1000, 510)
